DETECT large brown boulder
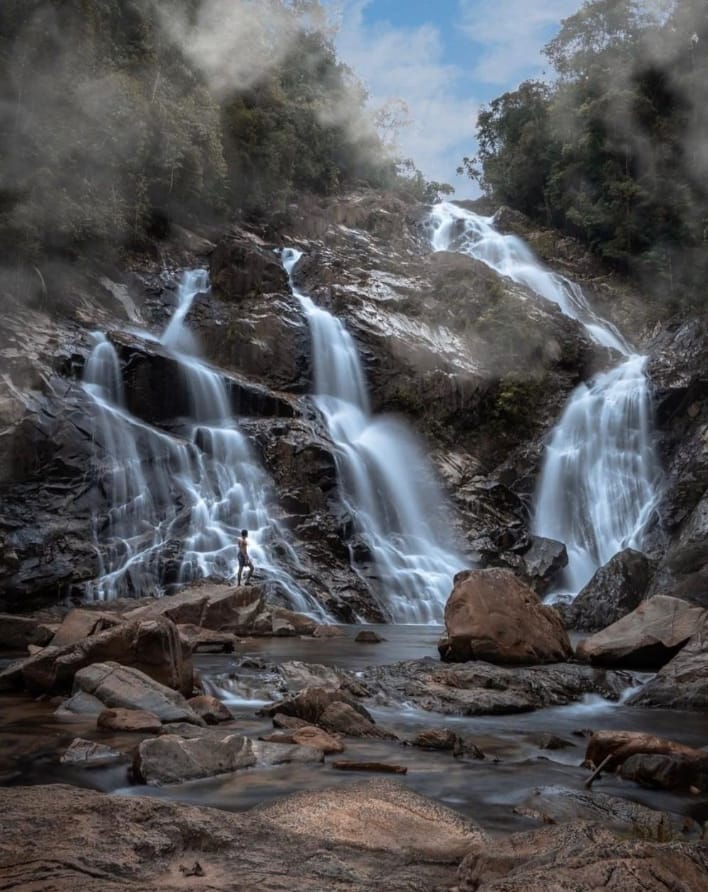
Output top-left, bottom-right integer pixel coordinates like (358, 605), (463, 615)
(438, 569), (572, 664)
(9, 616), (192, 695)
(576, 595), (706, 668)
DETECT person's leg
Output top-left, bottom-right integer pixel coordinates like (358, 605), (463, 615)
(237, 560), (243, 585)
(245, 559), (254, 584)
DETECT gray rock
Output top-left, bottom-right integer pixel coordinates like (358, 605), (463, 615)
(60, 738), (123, 767)
(628, 626), (708, 709)
(55, 690), (106, 718)
(73, 662), (204, 725)
(567, 549), (654, 632)
(0, 614), (54, 650)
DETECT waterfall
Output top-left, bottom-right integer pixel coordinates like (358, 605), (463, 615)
(81, 271), (316, 614)
(284, 248), (463, 623)
(429, 202), (660, 596)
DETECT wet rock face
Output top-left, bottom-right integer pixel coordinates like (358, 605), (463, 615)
(0, 188), (665, 615)
(645, 318), (708, 606)
(565, 549), (654, 632)
(627, 626), (708, 710)
(438, 568), (572, 665)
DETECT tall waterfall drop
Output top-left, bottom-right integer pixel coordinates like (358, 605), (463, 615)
(82, 271), (315, 613)
(283, 249), (463, 623)
(429, 202), (660, 596)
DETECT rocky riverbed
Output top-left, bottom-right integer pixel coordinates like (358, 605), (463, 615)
(2, 574), (708, 890)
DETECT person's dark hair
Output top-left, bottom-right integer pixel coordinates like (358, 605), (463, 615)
(241, 529), (248, 537)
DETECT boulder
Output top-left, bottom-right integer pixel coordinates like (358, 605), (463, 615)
(135, 733), (323, 785)
(517, 536), (568, 594)
(177, 624), (236, 653)
(576, 595), (706, 668)
(319, 701), (398, 740)
(515, 786), (697, 839)
(187, 695), (232, 725)
(620, 752), (708, 792)
(627, 626), (708, 709)
(412, 729), (460, 751)
(291, 726), (345, 754)
(566, 549), (654, 632)
(262, 685), (372, 724)
(584, 730), (706, 770)
(457, 821), (708, 892)
(55, 690), (106, 718)
(9, 616), (192, 695)
(355, 629), (386, 643)
(134, 732), (256, 785)
(60, 738), (123, 767)
(438, 568), (572, 664)
(50, 608), (122, 648)
(73, 662), (204, 725)
(97, 708), (162, 733)
(0, 614), (54, 650)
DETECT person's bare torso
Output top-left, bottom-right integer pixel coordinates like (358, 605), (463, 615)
(238, 537), (248, 556)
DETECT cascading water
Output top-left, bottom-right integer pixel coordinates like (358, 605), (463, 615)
(283, 248), (463, 623)
(429, 201), (660, 596)
(81, 271), (316, 614)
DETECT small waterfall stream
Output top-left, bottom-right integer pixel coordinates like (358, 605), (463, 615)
(283, 249), (463, 623)
(82, 271), (315, 613)
(429, 202), (660, 596)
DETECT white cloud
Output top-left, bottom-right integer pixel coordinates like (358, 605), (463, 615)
(334, 1), (480, 195)
(458, 0), (580, 85)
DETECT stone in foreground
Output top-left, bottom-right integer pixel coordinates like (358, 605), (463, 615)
(457, 821), (708, 892)
(0, 782), (484, 890)
(438, 568), (572, 664)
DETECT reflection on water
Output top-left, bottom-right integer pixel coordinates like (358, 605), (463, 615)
(2, 626), (708, 835)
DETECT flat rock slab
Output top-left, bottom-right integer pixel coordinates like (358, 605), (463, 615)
(50, 608), (121, 648)
(97, 707), (162, 733)
(576, 596), (707, 668)
(0, 783), (475, 890)
(256, 778), (486, 860)
(359, 659), (633, 716)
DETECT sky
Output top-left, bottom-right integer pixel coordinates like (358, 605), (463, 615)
(329, 0), (582, 196)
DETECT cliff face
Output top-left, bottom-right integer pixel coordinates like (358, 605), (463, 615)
(0, 190), (700, 617)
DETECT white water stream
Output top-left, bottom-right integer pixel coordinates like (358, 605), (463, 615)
(283, 248), (463, 623)
(82, 271), (315, 613)
(428, 202), (660, 596)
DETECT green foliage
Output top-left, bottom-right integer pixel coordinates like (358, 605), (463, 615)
(461, 0), (708, 307)
(0, 0), (402, 259)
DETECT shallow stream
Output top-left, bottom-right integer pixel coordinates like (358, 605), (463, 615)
(2, 627), (707, 837)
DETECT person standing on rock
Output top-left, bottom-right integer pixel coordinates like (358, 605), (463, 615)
(237, 529), (254, 586)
